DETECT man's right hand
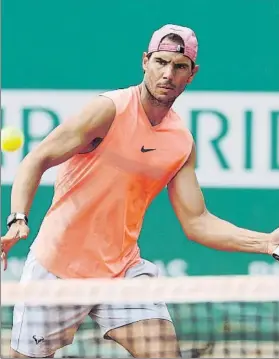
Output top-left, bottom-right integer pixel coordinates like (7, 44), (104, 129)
(1, 221), (29, 271)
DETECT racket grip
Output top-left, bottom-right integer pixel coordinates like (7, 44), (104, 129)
(272, 246), (279, 261)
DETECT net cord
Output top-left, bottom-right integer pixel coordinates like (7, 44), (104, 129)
(2, 275), (278, 305)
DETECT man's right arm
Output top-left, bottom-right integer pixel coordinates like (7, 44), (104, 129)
(11, 95), (116, 216)
(1, 95), (115, 270)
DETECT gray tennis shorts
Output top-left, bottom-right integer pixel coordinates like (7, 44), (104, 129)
(11, 251), (172, 357)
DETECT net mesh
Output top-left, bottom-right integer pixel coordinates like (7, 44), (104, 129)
(1, 275), (279, 358)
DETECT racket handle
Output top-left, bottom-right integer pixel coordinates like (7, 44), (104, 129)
(272, 246), (279, 261)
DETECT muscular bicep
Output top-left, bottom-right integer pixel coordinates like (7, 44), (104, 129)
(29, 95), (116, 169)
(167, 144), (206, 232)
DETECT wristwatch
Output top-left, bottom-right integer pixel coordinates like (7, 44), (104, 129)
(7, 212), (28, 229)
(272, 246), (279, 261)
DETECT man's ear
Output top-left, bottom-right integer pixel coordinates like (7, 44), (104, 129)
(142, 52), (149, 72)
(187, 64), (199, 84)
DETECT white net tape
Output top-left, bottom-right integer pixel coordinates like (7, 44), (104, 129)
(2, 275), (278, 305)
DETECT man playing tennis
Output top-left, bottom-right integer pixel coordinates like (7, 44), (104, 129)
(2, 24), (279, 358)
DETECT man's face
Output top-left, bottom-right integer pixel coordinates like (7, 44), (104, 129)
(142, 39), (198, 105)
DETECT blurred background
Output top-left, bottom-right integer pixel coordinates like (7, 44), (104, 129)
(2, 0), (279, 281)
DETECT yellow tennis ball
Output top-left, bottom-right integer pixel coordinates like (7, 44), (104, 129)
(1, 126), (24, 152)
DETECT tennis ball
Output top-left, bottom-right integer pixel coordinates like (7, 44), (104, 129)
(1, 126), (24, 152)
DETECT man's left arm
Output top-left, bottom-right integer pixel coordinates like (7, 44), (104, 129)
(167, 144), (279, 258)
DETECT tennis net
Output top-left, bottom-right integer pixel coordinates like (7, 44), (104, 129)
(1, 275), (279, 358)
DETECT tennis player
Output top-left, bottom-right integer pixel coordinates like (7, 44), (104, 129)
(2, 24), (279, 358)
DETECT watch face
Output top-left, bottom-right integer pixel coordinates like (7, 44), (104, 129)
(16, 213), (25, 220)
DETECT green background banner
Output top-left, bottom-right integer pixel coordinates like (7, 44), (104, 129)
(2, 0), (279, 91)
(1, 0), (279, 280)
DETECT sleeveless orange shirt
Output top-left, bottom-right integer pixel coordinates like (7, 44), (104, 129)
(32, 85), (193, 279)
